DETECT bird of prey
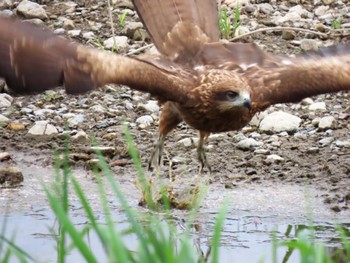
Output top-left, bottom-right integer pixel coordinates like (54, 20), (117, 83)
(0, 0), (350, 172)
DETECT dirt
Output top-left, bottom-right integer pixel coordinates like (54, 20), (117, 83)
(0, 0), (350, 215)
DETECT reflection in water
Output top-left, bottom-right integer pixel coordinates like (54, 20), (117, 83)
(1, 207), (349, 263)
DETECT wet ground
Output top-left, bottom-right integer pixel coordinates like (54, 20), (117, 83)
(1, 0), (350, 262)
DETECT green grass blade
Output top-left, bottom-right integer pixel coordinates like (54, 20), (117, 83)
(210, 201), (228, 263)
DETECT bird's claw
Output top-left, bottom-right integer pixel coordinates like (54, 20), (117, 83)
(148, 141), (164, 171)
(197, 146), (212, 174)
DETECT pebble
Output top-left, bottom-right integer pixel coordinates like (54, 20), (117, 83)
(27, 121), (58, 136)
(0, 93), (13, 108)
(237, 138), (263, 150)
(0, 114), (9, 126)
(309, 102), (327, 111)
(72, 130), (90, 143)
(136, 115), (153, 128)
(138, 100), (160, 113)
(0, 166), (24, 186)
(16, 0), (47, 20)
(265, 154), (284, 163)
(259, 111), (301, 133)
(318, 116), (336, 130)
(103, 36), (128, 52)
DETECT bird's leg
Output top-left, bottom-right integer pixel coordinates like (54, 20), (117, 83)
(148, 134), (165, 171)
(197, 131), (211, 174)
(148, 102), (183, 172)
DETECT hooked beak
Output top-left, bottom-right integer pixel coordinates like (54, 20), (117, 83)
(243, 98), (252, 110)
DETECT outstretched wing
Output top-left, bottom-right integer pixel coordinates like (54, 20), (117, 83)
(189, 41), (350, 112)
(0, 16), (197, 103)
(132, 0), (219, 62)
(243, 45), (350, 112)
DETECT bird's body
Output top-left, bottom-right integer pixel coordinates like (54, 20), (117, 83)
(0, 0), (350, 171)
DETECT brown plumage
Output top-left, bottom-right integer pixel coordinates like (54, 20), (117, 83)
(1, 0), (350, 172)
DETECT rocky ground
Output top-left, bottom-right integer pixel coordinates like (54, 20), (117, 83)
(0, 0), (349, 212)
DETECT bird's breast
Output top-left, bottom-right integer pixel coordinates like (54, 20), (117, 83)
(176, 104), (253, 133)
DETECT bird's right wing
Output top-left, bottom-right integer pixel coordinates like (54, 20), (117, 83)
(132, 0), (219, 61)
(0, 16), (197, 103)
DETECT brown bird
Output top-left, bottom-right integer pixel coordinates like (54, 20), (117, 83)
(1, 0), (350, 172)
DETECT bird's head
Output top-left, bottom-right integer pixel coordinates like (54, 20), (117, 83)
(198, 70), (252, 113)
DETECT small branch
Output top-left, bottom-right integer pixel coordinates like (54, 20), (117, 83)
(127, 44), (154, 56)
(229, 26), (328, 42)
(107, 0), (117, 48)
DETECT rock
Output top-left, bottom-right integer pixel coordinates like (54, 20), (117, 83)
(315, 5), (329, 16)
(300, 39), (321, 51)
(301, 98), (314, 105)
(259, 111), (301, 133)
(322, 0), (335, 4)
(178, 138), (193, 147)
(136, 115), (153, 128)
(0, 166), (23, 186)
(57, 16), (75, 30)
(103, 36), (128, 52)
(7, 122), (25, 131)
(27, 121), (58, 136)
(138, 100), (160, 113)
(237, 138), (263, 150)
(282, 30), (296, 40)
(67, 114), (85, 128)
(0, 114), (9, 126)
(258, 3), (274, 15)
(0, 0), (12, 9)
(0, 152), (11, 161)
(309, 102), (326, 111)
(16, 0), (47, 20)
(0, 93), (13, 108)
(318, 137), (334, 146)
(90, 104), (105, 113)
(72, 130), (90, 143)
(249, 111), (268, 127)
(122, 21), (144, 38)
(318, 116), (336, 129)
(67, 29), (81, 37)
(0, 9), (13, 16)
(265, 154), (284, 163)
(334, 140), (350, 148)
(82, 31), (96, 40)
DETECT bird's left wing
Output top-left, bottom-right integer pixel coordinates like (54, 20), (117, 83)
(243, 44), (350, 112)
(0, 16), (196, 103)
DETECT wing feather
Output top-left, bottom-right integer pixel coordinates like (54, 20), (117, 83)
(0, 16), (197, 103)
(132, 0), (219, 61)
(244, 45), (350, 111)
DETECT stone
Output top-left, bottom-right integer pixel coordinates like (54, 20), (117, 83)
(16, 0), (47, 20)
(259, 111), (301, 133)
(138, 100), (159, 113)
(67, 29), (81, 37)
(0, 114), (9, 126)
(282, 30), (296, 40)
(0, 0), (12, 10)
(72, 130), (90, 143)
(318, 137), (334, 146)
(0, 93), (13, 108)
(309, 102), (326, 111)
(103, 36), (128, 52)
(265, 154), (284, 163)
(300, 39), (320, 51)
(0, 166), (24, 186)
(178, 138), (193, 147)
(67, 114), (85, 128)
(27, 121), (58, 135)
(318, 116), (336, 129)
(136, 115), (153, 128)
(237, 138), (263, 150)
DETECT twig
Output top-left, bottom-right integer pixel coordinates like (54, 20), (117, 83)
(107, 0), (116, 49)
(127, 44), (154, 56)
(229, 26), (328, 42)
